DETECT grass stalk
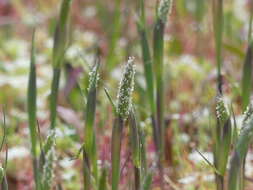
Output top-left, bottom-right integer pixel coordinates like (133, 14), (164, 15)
(241, 41), (253, 111)
(107, 0), (122, 70)
(212, 0), (224, 94)
(129, 109), (140, 190)
(137, 0), (160, 161)
(83, 62), (100, 189)
(1, 111), (8, 190)
(152, 0), (172, 188)
(83, 148), (92, 190)
(241, 3), (253, 111)
(98, 168), (107, 190)
(27, 30), (39, 190)
(111, 117), (124, 190)
(248, 1), (253, 42)
(228, 103), (253, 190)
(111, 57), (135, 190)
(137, 0), (155, 115)
(153, 0), (172, 158)
(141, 171), (152, 190)
(213, 96), (232, 190)
(50, 0), (72, 129)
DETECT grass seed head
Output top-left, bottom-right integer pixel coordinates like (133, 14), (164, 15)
(42, 148), (55, 189)
(158, 0), (173, 23)
(88, 64), (100, 91)
(216, 95), (229, 125)
(43, 129), (56, 156)
(243, 101), (253, 124)
(117, 57), (135, 120)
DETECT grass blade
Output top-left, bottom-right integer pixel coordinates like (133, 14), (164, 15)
(129, 108), (140, 190)
(153, 0), (172, 158)
(106, 0), (122, 70)
(241, 41), (253, 111)
(214, 96), (232, 190)
(129, 108), (140, 168)
(83, 61), (100, 189)
(50, 0), (72, 130)
(137, 0), (155, 114)
(98, 168), (107, 190)
(27, 29), (39, 190)
(212, 0), (224, 94)
(1, 111), (8, 190)
(141, 171), (152, 190)
(228, 103), (253, 190)
(111, 57), (135, 190)
(152, 0), (173, 188)
(111, 117), (124, 190)
(52, 0), (72, 69)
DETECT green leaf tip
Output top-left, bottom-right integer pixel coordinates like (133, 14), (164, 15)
(52, 0), (73, 68)
(116, 57), (136, 120)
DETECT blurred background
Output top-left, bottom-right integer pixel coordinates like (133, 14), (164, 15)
(0, 0), (252, 189)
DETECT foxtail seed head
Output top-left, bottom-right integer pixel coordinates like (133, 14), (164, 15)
(42, 129), (56, 189)
(216, 95), (229, 125)
(157, 0), (173, 23)
(88, 64), (99, 91)
(42, 148), (55, 189)
(117, 57), (135, 120)
(0, 167), (4, 182)
(243, 102), (253, 124)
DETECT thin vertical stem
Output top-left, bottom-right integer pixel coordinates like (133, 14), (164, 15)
(27, 30), (39, 190)
(50, 68), (61, 129)
(111, 117), (124, 190)
(212, 0), (224, 94)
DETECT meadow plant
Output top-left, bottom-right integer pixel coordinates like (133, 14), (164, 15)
(212, 0), (224, 94)
(83, 61), (100, 190)
(228, 103), (253, 190)
(50, 0), (72, 130)
(213, 96), (232, 190)
(27, 30), (39, 189)
(111, 57), (135, 190)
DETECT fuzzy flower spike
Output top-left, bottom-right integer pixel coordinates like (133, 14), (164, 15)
(116, 57), (136, 120)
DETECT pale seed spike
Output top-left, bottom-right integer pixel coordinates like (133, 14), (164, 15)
(216, 95), (229, 125)
(157, 0), (173, 23)
(243, 101), (253, 124)
(88, 63), (100, 92)
(116, 57), (136, 120)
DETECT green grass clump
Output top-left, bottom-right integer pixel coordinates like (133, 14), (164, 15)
(137, 0), (173, 188)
